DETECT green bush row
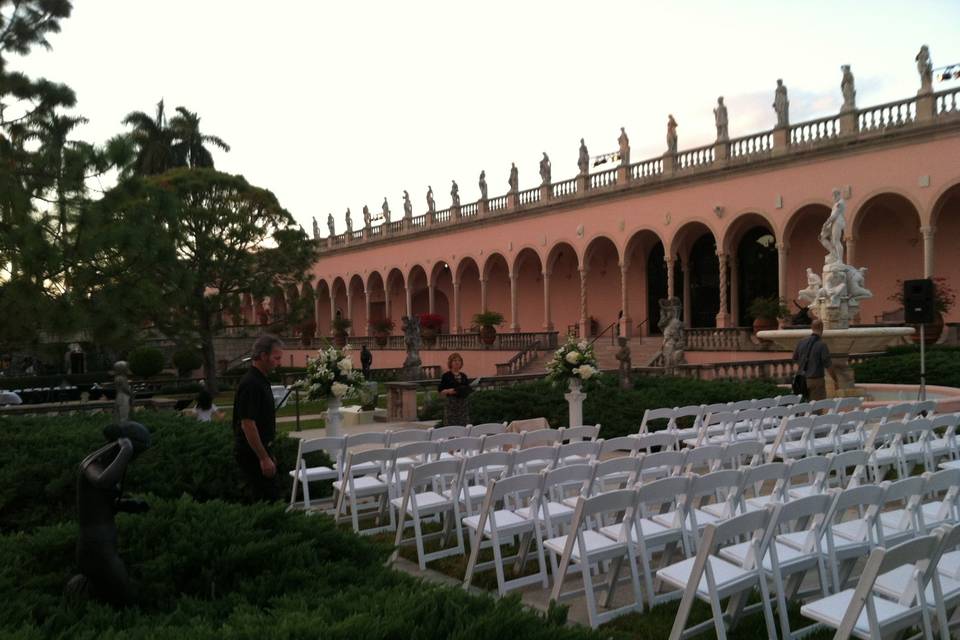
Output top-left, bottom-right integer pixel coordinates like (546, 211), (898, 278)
(459, 375), (782, 438)
(0, 497), (595, 639)
(0, 413), (298, 533)
(854, 345), (960, 389)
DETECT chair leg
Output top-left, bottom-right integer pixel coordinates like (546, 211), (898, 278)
(602, 556), (624, 608)
(413, 514), (426, 570)
(302, 476), (311, 509)
(709, 590), (728, 640)
(581, 558), (600, 629)
(463, 525), (482, 589)
(490, 529), (507, 596)
(350, 494), (360, 533)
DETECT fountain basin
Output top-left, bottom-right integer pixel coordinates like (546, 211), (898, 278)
(756, 327), (915, 354)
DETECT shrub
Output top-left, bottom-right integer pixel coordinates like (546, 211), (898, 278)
(370, 317), (395, 333)
(127, 346), (165, 378)
(172, 348), (203, 376)
(747, 296), (790, 320)
(332, 317), (352, 333)
(854, 345), (960, 388)
(473, 310), (504, 327)
(417, 312), (444, 332)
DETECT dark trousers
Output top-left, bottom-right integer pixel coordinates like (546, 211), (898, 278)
(235, 446), (281, 503)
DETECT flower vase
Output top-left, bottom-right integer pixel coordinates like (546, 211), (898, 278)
(564, 376), (585, 427)
(326, 396), (343, 437)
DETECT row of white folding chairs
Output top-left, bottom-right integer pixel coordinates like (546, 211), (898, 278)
(289, 424), (601, 508)
(638, 394), (805, 434)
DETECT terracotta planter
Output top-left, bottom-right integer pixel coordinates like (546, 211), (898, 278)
(332, 332), (347, 348)
(479, 325), (497, 345)
(421, 327), (438, 347)
(374, 331), (389, 348)
(910, 311), (944, 345)
(752, 316), (779, 335)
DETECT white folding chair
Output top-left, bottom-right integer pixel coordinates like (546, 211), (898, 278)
(916, 468), (960, 532)
(557, 440), (600, 466)
(765, 416), (815, 462)
(436, 436), (482, 460)
(722, 441), (763, 469)
(783, 455), (832, 500)
(512, 444), (559, 474)
(288, 436), (344, 510)
(639, 407), (677, 434)
(634, 431), (680, 454)
(663, 470), (743, 551)
(387, 428), (431, 447)
(481, 431), (522, 453)
(660, 509), (777, 640)
(740, 462), (789, 513)
(560, 424), (600, 443)
(686, 411), (739, 447)
(876, 476), (925, 547)
(802, 534), (940, 640)
(430, 425), (468, 441)
(821, 485), (886, 592)
(342, 431), (388, 476)
(466, 421), (508, 437)
(531, 464), (593, 546)
(901, 417), (936, 475)
(865, 420), (908, 481)
(333, 447), (396, 535)
(462, 472), (550, 595)
(807, 413), (842, 456)
(598, 436), (639, 458)
(639, 449), (686, 482)
(668, 404), (706, 440)
(922, 523), (960, 636)
(776, 393), (802, 406)
(836, 396), (863, 413)
(682, 445), (726, 474)
(520, 428), (562, 449)
(452, 450), (512, 516)
(927, 413), (960, 468)
(390, 458), (465, 570)
(547, 489), (645, 628)
(580, 456), (640, 500)
(388, 442), (439, 496)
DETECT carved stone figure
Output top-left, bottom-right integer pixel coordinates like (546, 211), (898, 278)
(539, 152), (551, 185)
(381, 197), (391, 224)
(578, 138), (589, 175)
(615, 336), (631, 390)
(426, 186), (435, 213)
(823, 267), (848, 306)
(773, 79), (790, 128)
(666, 115), (678, 154)
(362, 205), (372, 229)
(845, 265), (873, 302)
(112, 361), (132, 423)
(403, 190), (413, 220)
(917, 45), (933, 93)
(65, 421), (151, 607)
(450, 180), (460, 208)
(658, 297), (686, 368)
(360, 344), (373, 380)
(841, 65), (856, 112)
(327, 213), (336, 236)
(798, 268), (824, 305)
(345, 208), (353, 234)
(312, 216), (320, 240)
(714, 97), (729, 141)
(618, 127), (630, 166)
(508, 163), (519, 192)
(819, 188), (846, 265)
(401, 315), (422, 380)
(478, 170), (488, 200)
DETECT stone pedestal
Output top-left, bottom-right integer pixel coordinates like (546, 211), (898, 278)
(540, 184), (551, 202)
(617, 166), (629, 185)
(772, 127), (789, 156)
(662, 153), (676, 174)
(507, 192), (519, 210)
(576, 174), (589, 193)
(326, 397), (343, 437)
(839, 110), (858, 136)
(339, 405), (376, 427)
(387, 382), (419, 421)
(478, 198), (488, 216)
(564, 378), (585, 428)
(825, 354), (859, 398)
(917, 92), (935, 123)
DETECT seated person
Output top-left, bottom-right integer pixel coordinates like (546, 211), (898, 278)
(193, 389), (224, 422)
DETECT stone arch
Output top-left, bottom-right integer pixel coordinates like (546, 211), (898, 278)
(783, 203), (831, 317)
(430, 260), (453, 329)
(482, 252), (511, 323)
(512, 247), (545, 331)
(545, 241), (580, 335)
(348, 274), (366, 334)
(366, 271), (386, 329)
(455, 256), (481, 333)
(670, 220), (720, 328)
(930, 181), (960, 322)
(723, 212), (778, 326)
(408, 264), (429, 320)
(850, 188), (924, 239)
(583, 235), (621, 334)
(385, 268), (406, 326)
(852, 192), (923, 322)
(624, 228), (666, 336)
(331, 276), (348, 327)
(315, 279), (331, 336)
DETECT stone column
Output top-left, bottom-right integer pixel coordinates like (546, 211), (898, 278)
(452, 281), (461, 334)
(345, 291), (354, 335)
(777, 242), (789, 303)
(578, 269), (589, 338)
(542, 271), (553, 331)
(921, 225), (936, 278)
(716, 252), (730, 328)
(845, 236), (857, 267)
(364, 290), (371, 336)
(384, 286), (392, 323)
(330, 290), (337, 326)
(619, 263), (631, 337)
(480, 277), (488, 311)
(428, 283), (435, 314)
(681, 260), (692, 329)
(729, 255), (740, 327)
(509, 273), (519, 332)
(404, 285), (412, 318)
(665, 256), (675, 299)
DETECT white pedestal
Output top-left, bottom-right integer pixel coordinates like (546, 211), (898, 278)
(339, 405), (376, 427)
(326, 397), (343, 437)
(564, 378), (586, 427)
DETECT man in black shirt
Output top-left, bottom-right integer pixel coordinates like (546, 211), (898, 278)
(232, 334), (283, 502)
(793, 319), (838, 401)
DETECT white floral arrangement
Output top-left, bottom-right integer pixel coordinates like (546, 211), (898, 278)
(297, 346), (366, 400)
(545, 336), (599, 385)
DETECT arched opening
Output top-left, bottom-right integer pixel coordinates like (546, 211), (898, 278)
(853, 193), (923, 323)
(408, 265), (429, 318)
(483, 253), (512, 325)
(783, 204), (831, 320)
(456, 258), (482, 333)
(583, 236), (621, 336)
(625, 229), (664, 337)
(430, 261), (452, 331)
(315, 280), (331, 336)
(299, 282), (315, 339)
(545, 242), (580, 336)
(671, 222), (719, 328)
(331, 277), (348, 326)
(723, 213), (778, 326)
(646, 242), (668, 335)
(512, 248), (544, 331)
(366, 272), (386, 328)
(385, 268), (406, 330)
(348, 275), (366, 334)
(931, 183), (960, 323)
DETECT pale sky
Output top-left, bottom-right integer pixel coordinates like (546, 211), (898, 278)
(13, 0), (960, 236)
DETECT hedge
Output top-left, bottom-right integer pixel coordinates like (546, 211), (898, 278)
(463, 375), (782, 438)
(0, 413), (298, 533)
(854, 345), (960, 389)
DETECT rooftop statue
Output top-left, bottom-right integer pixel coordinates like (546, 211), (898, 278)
(773, 79), (789, 128)
(381, 197), (391, 224)
(426, 186), (435, 213)
(578, 139), (589, 175)
(841, 64), (856, 112)
(345, 208), (353, 234)
(312, 216), (320, 240)
(450, 180), (460, 208)
(327, 212), (335, 236)
(508, 163), (519, 192)
(917, 45), (933, 93)
(666, 115), (678, 154)
(403, 190), (413, 220)
(714, 97), (729, 141)
(478, 170), (488, 200)
(539, 152), (551, 185)
(362, 205), (371, 229)
(618, 127), (630, 166)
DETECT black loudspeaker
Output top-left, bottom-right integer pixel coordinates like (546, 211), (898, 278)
(903, 279), (935, 324)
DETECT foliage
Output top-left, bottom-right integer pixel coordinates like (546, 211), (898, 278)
(0, 413), (298, 533)
(296, 346), (365, 400)
(127, 346), (165, 378)
(417, 312), (444, 331)
(331, 316), (352, 333)
(853, 345), (960, 389)
(467, 376), (781, 438)
(370, 317), (395, 333)
(473, 310), (504, 327)
(172, 347), (203, 376)
(888, 276), (957, 314)
(747, 296), (790, 320)
(545, 336), (599, 387)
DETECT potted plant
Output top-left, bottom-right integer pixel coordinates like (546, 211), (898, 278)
(474, 310), (504, 346)
(417, 313), (444, 346)
(298, 319), (316, 346)
(331, 317), (351, 348)
(370, 318), (395, 347)
(890, 277), (957, 344)
(295, 345), (365, 437)
(748, 296), (790, 333)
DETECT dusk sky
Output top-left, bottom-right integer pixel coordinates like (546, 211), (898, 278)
(13, 0), (960, 235)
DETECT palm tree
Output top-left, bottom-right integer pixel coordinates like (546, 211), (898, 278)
(121, 100), (178, 176)
(169, 107), (229, 168)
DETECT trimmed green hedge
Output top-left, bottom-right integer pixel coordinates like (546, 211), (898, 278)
(854, 345), (960, 389)
(464, 375), (781, 438)
(0, 413), (298, 533)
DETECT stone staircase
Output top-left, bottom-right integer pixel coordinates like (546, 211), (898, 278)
(590, 336), (663, 371)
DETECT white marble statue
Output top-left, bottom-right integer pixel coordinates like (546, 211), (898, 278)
(774, 79), (789, 128)
(714, 97), (729, 141)
(819, 188), (846, 265)
(823, 268), (848, 306)
(917, 45), (933, 93)
(845, 265), (873, 302)
(578, 139), (589, 175)
(798, 268), (823, 305)
(478, 170), (488, 200)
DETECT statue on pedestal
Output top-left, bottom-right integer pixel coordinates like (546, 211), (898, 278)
(917, 45), (933, 93)
(362, 205), (372, 229)
(658, 297), (686, 369)
(426, 186), (435, 214)
(327, 213), (336, 237)
(798, 268), (824, 305)
(819, 188), (846, 265)
(578, 139), (589, 175)
(381, 197), (391, 224)
(403, 190), (413, 220)
(666, 115), (678, 154)
(714, 97), (729, 141)
(618, 127), (630, 166)
(478, 170), (488, 200)
(615, 336), (631, 390)
(774, 79), (790, 128)
(401, 315), (422, 380)
(450, 180), (460, 208)
(112, 361), (132, 423)
(539, 152), (551, 185)
(508, 163), (519, 193)
(345, 208), (353, 234)
(841, 65), (856, 112)
(312, 216), (320, 240)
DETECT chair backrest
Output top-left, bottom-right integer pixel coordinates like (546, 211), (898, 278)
(511, 445), (559, 473)
(405, 458), (463, 495)
(591, 456), (641, 493)
(437, 436), (483, 457)
(776, 393), (802, 406)
(387, 429), (431, 446)
(673, 404), (703, 430)
(634, 431), (679, 453)
(561, 425), (600, 443)
(741, 462), (788, 506)
(345, 447), (396, 475)
(683, 445), (726, 473)
(862, 405), (890, 425)
(931, 412), (960, 431)
(520, 428), (562, 448)
(807, 398), (839, 415)
(754, 397), (777, 410)
(826, 450), (869, 489)
(542, 463), (595, 502)
(723, 441), (763, 469)
(297, 436), (345, 460)
(879, 476), (925, 540)
(466, 421), (508, 437)
(636, 475), (690, 528)
(786, 455), (830, 488)
(835, 397), (862, 413)
(811, 412), (840, 435)
(639, 450), (686, 477)
(901, 417), (933, 441)
(706, 509), (771, 568)
(640, 406), (676, 433)
(598, 436), (639, 456)
(886, 402), (917, 422)
(912, 400), (936, 417)
(487, 472), (543, 511)
(461, 450), (512, 484)
(345, 431), (388, 448)
(826, 485), (885, 545)
(576, 488), (638, 529)
(864, 419), (907, 451)
(768, 493), (833, 553)
(393, 441), (439, 462)
(558, 441), (600, 463)
(481, 431), (522, 452)
(430, 425), (468, 441)
(729, 399), (756, 412)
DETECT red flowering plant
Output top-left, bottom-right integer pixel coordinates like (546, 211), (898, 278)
(417, 313), (444, 332)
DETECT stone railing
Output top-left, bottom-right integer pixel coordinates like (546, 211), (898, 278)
(318, 88), (959, 253)
(672, 358), (796, 383)
(495, 340), (543, 376)
(684, 327), (778, 351)
(334, 330), (558, 351)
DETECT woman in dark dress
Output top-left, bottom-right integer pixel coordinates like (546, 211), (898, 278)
(438, 352), (471, 426)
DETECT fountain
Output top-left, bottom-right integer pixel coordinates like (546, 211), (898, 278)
(758, 188), (914, 398)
